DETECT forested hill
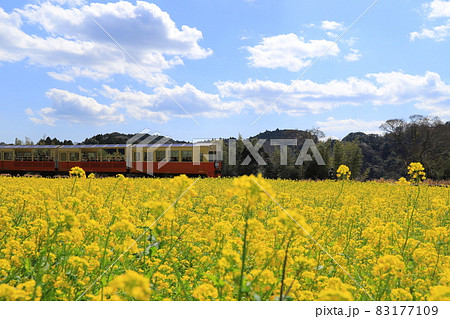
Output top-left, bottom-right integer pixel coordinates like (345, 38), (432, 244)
(252, 128), (321, 141)
(81, 132), (187, 145)
(220, 117), (449, 180)
(342, 119), (450, 180)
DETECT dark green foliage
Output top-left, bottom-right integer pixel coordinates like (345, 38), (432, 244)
(36, 136), (73, 145)
(82, 132), (186, 145)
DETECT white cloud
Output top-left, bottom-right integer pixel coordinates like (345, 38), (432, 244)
(343, 37), (358, 47)
(316, 117), (384, 134)
(101, 83), (245, 121)
(411, 1), (450, 41)
(216, 71), (450, 119)
(18, 1), (211, 59)
(30, 89), (124, 125)
(344, 49), (361, 62)
(326, 32), (338, 39)
(0, 1), (211, 83)
(416, 102), (450, 117)
(246, 33), (340, 71)
(150, 84), (245, 118)
(410, 22), (450, 41)
(47, 0), (87, 6)
(25, 108), (34, 116)
(320, 20), (344, 31)
(27, 71), (450, 125)
(319, 135), (340, 141)
(27, 79), (247, 126)
(47, 71), (75, 82)
(217, 77), (377, 116)
(427, 0), (450, 18)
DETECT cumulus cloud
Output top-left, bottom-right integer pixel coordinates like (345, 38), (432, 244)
(426, 0), (450, 18)
(320, 20), (344, 31)
(0, 1), (211, 83)
(316, 117), (384, 134)
(28, 82), (246, 126)
(410, 23), (450, 41)
(216, 77), (377, 115)
(30, 89), (124, 125)
(245, 33), (340, 72)
(410, 1), (450, 41)
(216, 71), (450, 118)
(101, 83), (245, 121)
(344, 49), (361, 62)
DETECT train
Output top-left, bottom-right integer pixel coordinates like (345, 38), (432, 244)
(0, 143), (222, 177)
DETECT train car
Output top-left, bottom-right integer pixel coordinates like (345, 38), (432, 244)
(57, 144), (127, 174)
(128, 143), (221, 177)
(0, 145), (59, 173)
(0, 143), (222, 177)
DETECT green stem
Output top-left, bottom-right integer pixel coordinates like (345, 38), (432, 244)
(402, 186), (421, 255)
(237, 218), (249, 301)
(70, 178), (77, 196)
(280, 233), (293, 301)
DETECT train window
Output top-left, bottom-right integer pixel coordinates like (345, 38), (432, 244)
(3, 152), (12, 161)
(70, 152), (80, 161)
(133, 150), (151, 161)
(82, 151), (97, 161)
(155, 150), (164, 162)
(181, 150), (193, 162)
(101, 149), (116, 161)
(16, 151), (32, 161)
(117, 149), (125, 162)
(145, 151), (152, 162)
(101, 149), (125, 162)
(34, 149), (51, 161)
(60, 153), (67, 161)
(170, 150), (179, 162)
(199, 153), (208, 163)
(208, 151), (217, 162)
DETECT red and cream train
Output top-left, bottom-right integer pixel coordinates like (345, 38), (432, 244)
(0, 143), (222, 177)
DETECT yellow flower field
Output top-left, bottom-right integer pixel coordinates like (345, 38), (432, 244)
(0, 175), (449, 301)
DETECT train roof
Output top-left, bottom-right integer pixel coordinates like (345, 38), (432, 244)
(59, 144), (128, 148)
(59, 143), (216, 148)
(0, 143), (218, 149)
(0, 145), (60, 149)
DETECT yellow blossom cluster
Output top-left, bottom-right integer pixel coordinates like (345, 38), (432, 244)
(0, 173), (448, 301)
(396, 177), (410, 185)
(408, 162), (426, 183)
(336, 165), (351, 180)
(69, 166), (86, 178)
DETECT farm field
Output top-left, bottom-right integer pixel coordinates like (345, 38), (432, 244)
(0, 175), (449, 301)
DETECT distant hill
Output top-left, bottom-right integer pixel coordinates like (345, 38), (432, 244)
(249, 128), (322, 155)
(251, 128), (318, 141)
(82, 132), (187, 145)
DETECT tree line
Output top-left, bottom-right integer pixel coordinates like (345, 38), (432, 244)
(220, 115), (449, 180)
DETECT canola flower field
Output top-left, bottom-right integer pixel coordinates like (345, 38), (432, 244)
(0, 174), (449, 301)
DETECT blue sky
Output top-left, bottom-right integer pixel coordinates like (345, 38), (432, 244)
(0, 0), (449, 143)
